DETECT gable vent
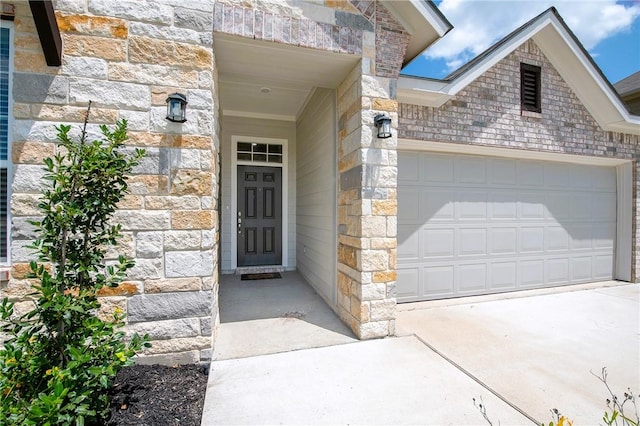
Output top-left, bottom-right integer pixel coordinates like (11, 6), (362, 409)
(521, 63), (541, 113)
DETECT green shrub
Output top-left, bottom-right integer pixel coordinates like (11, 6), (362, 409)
(0, 104), (149, 425)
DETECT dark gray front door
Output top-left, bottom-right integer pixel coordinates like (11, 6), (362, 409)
(237, 166), (282, 266)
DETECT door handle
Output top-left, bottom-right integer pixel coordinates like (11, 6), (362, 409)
(237, 211), (242, 233)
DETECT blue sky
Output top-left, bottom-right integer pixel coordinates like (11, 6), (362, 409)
(402, 0), (640, 85)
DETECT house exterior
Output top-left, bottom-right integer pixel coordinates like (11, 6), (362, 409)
(615, 71), (640, 115)
(1, 0), (638, 364)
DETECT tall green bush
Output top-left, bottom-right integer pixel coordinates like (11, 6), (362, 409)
(0, 104), (149, 425)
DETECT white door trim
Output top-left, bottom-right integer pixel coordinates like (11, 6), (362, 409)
(398, 138), (634, 283)
(231, 135), (288, 270)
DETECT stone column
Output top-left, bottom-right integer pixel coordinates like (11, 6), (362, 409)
(336, 61), (398, 339)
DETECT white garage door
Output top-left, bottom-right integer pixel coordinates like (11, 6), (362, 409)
(397, 152), (616, 302)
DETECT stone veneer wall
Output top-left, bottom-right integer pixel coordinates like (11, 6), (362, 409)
(399, 39), (640, 281)
(335, 1), (408, 338)
(3, 0), (219, 364)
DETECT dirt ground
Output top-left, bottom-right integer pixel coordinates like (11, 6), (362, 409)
(104, 364), (209, 426)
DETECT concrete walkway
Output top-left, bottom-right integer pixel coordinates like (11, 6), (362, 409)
(214, 272), (356, 360)
(202, 282), (639, 425)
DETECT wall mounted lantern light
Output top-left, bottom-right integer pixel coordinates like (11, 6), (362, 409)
(374, 113), (392, 139)
(166, 93), (188, 123)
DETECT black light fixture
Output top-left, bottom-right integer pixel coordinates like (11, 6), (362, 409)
(374, 113), (392, 139)
(165, 93), (187, 123)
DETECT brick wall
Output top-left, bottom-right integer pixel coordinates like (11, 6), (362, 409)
(4, 0), (220, 364)
(399, 39), (640, 281)
(374, 3), (410, 78)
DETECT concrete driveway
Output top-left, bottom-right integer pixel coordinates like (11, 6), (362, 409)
(202, 282), (639, 425)
(396, 282), (640, 424)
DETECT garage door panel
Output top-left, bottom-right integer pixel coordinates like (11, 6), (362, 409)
(593, 222), (615, 249)
(593, 193), (616, 220)
(519, 193), (546, 219)
(545, 193), (570, 220)
(398, 153), (419, 182)
(397, 268), (419, 299)
(592, 167), (617, 189)
(423, 265), (454, 296)
(519, 259), (545, 287)
(398, 188), (420, 221)
(570, 165), (590, 188)
(398, 152), (616, 302)
(490, 261), (517, 289)
(456, 157), (486, 183)
(489, 192), (518, 219)
(546, 226), (569, 251)
(457, 263), (487, 292)
(488, 159), (517, 185)
(593, 255), (614, 279)
(423, 154), (453, 182)
(397, 226), (420, 261)
(518, 161), (544, 186)
(547, 258), (570, 283)
(424, 190), (454, 221)
(491, 227), (518, 254)
(423, 228), (454, 257)
(457, 191), (487, 219)
(573, 194), (594, 219)
(569, 225), (593, 250)
(520, 226), (545, 253)
(458, 228), (487, 256)
(544, 163), (570, 187)
(571, 256), (592, 281)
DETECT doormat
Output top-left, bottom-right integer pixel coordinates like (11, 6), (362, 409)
(241, 272), (282, 281)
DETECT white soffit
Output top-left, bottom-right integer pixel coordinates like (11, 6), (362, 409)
(397, 10), (640, 135)
(382, 0), (452, 65)
(215, 33), (358, 120)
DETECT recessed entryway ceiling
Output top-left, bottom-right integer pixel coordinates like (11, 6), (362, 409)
(215, 34), (359, 120)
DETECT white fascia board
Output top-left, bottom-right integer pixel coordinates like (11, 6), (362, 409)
(534, 15), (639, 131)
(397, 76), (450, 106)
(410, 0), (451, 36)
(604, 119), (640, 136)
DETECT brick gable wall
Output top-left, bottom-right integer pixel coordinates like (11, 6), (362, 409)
(399, 39), (640, 281)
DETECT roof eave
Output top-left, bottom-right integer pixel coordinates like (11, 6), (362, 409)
(397, 8), (640, 136)
(381, 0), (453, 66)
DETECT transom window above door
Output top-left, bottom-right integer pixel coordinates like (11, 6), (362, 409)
(237, 142), (282, 164)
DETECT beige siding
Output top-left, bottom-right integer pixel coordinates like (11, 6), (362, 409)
(220, 116), (296, 273)
(296, 88), (337, 306)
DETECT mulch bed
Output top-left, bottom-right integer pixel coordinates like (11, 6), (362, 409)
(103, 364), (209, 426)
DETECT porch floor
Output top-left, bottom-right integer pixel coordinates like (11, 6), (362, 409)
(214, 271), (357, 360)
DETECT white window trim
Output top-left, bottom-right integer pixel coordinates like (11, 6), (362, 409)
(399, 138), (634, 282)
(0, 20), (14, 268)
(230, 136), (288, 270)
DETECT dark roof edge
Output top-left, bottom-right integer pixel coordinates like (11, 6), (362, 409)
(425, 0), (453, 34)
(29, 0), (62, 67)
(614, 71), (640, 97)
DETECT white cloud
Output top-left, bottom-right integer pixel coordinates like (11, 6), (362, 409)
(426, 0), (640, 73)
